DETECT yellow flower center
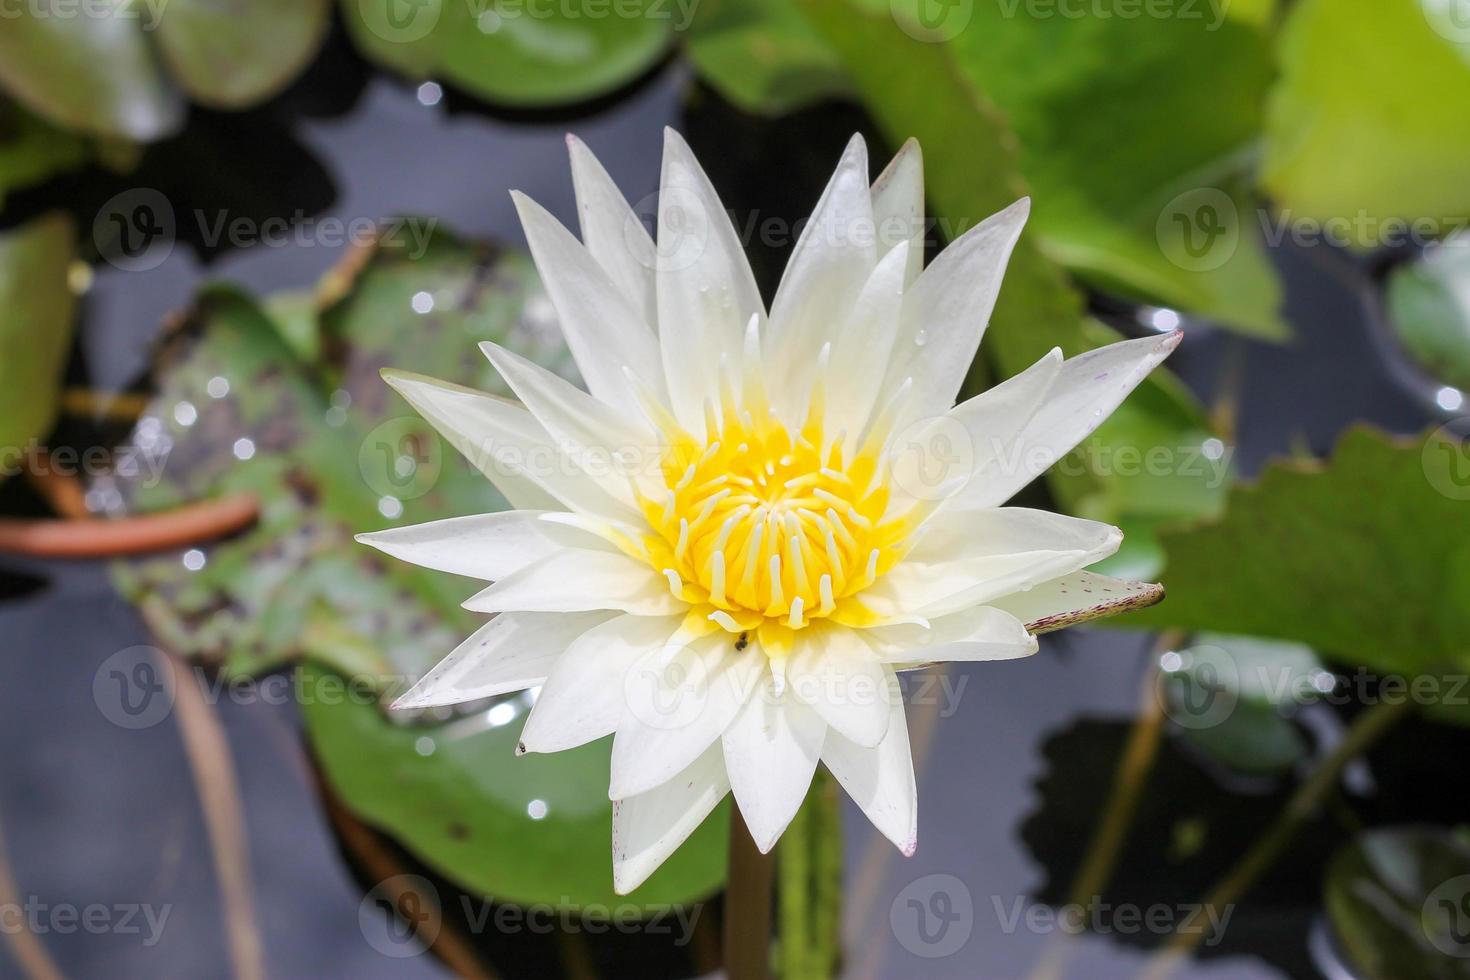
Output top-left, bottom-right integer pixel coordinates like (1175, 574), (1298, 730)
(638, 392), (909, 637)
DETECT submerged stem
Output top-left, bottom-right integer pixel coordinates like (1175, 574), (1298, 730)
(1139, 696), (1414, 980)
(778, 766), (843, 979)
(726, 806), (775, 980)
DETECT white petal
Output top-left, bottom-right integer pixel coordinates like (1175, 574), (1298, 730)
(822, 696), (917, 856)
(766, 134), (877, 420)
(519, 613), (682, 754)
(881, 199), (1031, 426)
(356, 510), (612, 581)
(612, 743), (730, 895)
(391, 611), (613, 709)
(989, 570), (1165, 634)
(511, 190), (665, 414)
(656, 128), (765, 433)
(885, 347), (1063, 514)
(858, 509), (1121, 620)
(787, 627), (896, 748)
(981, 330), (1184, 504)
(382, 369), (636, 523)
(480, 341), (658, 505)
(864, 605), (1037, 666)
(722, 687), (826, 853)
(610, 631), (765, 799)
(463, 549), (684, 616)
(870, 138), (924, 287)
(567, 134), (657, 326)
(825, 241), (910, 443)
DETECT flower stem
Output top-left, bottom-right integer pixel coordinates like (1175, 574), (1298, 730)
(778, 766), (843, 978)
(1139, 696), (1414, 980)
(726, 804), (775, 980)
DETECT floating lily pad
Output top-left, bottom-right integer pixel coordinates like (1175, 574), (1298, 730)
(1124, 426), (1470, 723)
(684, 0), (850, 115)
(344, 0), (674, 108)
(0, 0), (328, 140)
(110, 226), (725, 907)
(1263, 0), (1470, 248)
(0, 213), (78, 460)
(0, 102), (91, 206)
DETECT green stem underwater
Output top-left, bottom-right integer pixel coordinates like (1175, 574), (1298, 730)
(725, 805), (775, 980)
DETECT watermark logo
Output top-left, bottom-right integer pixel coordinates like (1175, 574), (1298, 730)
(92, 646), (174, 730)
(359, 417), (444, 501)
(1424, 418), (1470, 500)
(623, 641), (714, 731)
(94, 188), (175, 272)
(1424, 874), (1470, 958)
(360, 875), (441, 958)
(892, 0), (974, 42)
(1156, 643), (1240, 730)
(357, 0), (442, 42)
(890, 873), (974, 958)
(1422, 0), (1470, 44)
(1157, 187), (1238, 272)
(888, 415), (974, 502)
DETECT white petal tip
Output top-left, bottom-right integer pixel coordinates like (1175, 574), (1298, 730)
(1163, 328), (1185, 351)
(900, 838), (918, 857)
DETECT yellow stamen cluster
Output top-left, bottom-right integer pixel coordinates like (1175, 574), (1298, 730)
(639, 391), (908, 637)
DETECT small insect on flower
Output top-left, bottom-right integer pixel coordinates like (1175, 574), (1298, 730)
(358, 130), (1174, 893)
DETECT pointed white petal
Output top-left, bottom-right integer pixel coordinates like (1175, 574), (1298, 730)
(481, 341), (658, 505)
(610, 631), (764, 799)
(567, 134), (657, 326)
(885, 347), (1064, 514)
(989, 570), (1165, 634)
(519, 613), (682, 753)
(787, 628), (896, 748)
(612, 743), (730, 895)
(463, 550), (685, 616)
(382, 369), (637, 523)
(858, 509), (1121, 620)
(822, 696), (917, 856)
(656, 128), (765, 432)
(722, 687), (826, 853)
(881, 199), (1031, 425)
(766, 134), (877, 419)
(512, 190), (665, 414)
(981, 330), (1184, 504)
(865, 605), (1037, 666)
(870, 138), (924, 287)
(825, 241), (910, 443)
(356, 510), (613, 581)
(391, 611), (614, 709)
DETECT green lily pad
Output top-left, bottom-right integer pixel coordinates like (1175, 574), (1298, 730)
(1123, 426), (1470, 715)
(0, 212), (78, 459)
(154, 0), (331, 109)
(927, 0), (1286, 340)
(1386, 237), (1470, 393)
(1263, 0), (1470, 248)
(110, 225), (725, 907)
(795, 0), (1228, 579)
(344, 0), (675, 107)
(0, 0), (328, 140)
(1325, 826), (1470, 978)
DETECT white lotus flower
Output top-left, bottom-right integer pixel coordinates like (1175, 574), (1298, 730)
(359, 130), (1174, 894)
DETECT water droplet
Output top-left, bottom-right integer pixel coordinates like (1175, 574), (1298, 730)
(1201, 437), (1225, 461)
(487, 703), (516, 727)
(416, 81), (443, 107)
(206, 376), (230, 399)
(173, 401), (197, 427)
(527, 799), (549, 820)
(182, 549), (206, 571)
(232, 437), (256, 461)
(414, 736), (436, 757)
(378, 495), (403, 519)
(411, 290), (434, 314)
(913, 329), (928, 347)
(1437, 386), (1464, 411)
(1159, 651), (1183, 672)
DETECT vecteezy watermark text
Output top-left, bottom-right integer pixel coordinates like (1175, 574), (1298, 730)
(0, 898), (171, 947)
